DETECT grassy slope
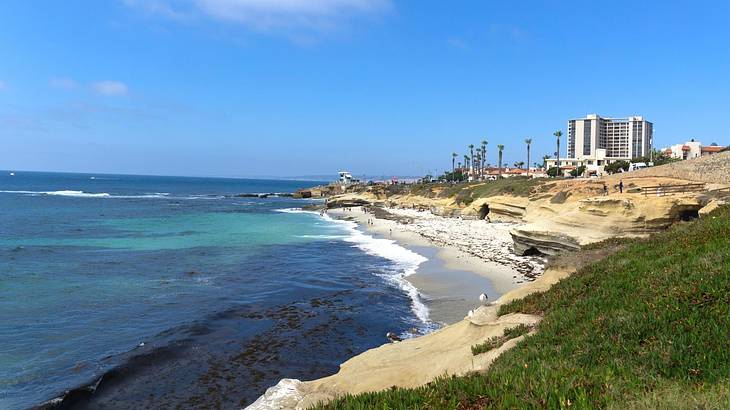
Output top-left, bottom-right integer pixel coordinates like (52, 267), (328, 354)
(321, 206), (730, 409)
(384, 178), (545, 205)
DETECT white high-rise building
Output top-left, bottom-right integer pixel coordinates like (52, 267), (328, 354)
(567, 114), (653, 161)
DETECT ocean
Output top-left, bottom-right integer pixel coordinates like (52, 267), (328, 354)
(0, 171), (433, 409)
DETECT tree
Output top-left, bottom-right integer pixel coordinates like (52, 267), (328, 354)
(497, 144), (505, 179)
(451, 152), (458, 182)
(547, 166), (559, 177)
(463, 155), (470, 175)
(553, 130), (563, 175)
(481, 140), (488, 179)
(525, 138), (532, 177)
(542, 155), (550, 168)
(468, 144), (475, 176)
(604, 160), (630, 174)
(514, 161), (524, 169)
(570, 165), (586, 177)
(635, 149), (680, 166)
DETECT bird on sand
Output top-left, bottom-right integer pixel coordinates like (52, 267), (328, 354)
(386, 332), (402, 343)
(479, 293), (488, 305)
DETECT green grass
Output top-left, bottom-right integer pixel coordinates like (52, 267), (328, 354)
(319, 206), (730, 409)
(471, 324), (532, 356)
(375, 178), (547, 205)
(444, 178), (545, 205)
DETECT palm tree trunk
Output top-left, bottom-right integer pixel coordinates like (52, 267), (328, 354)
(498, 153), (502, 179)
(527, 145), (531, 177)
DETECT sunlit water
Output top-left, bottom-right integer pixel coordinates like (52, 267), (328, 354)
(0, 172), (432, 408)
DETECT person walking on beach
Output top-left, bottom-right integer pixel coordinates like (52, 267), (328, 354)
(603, 183), (608, 196)
(619, 180), (624, 194)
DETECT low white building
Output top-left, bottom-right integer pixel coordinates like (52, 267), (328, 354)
(664, 140), (702, 160)
(339, 171), (354, 184)
(662, 140), (726, 160)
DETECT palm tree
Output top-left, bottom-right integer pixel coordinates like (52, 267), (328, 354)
(524, 138), (532, 177)
(542, 155), (549, 168)
(554, 130), (562, 176)
(497, 144), (505, 179)
(468, 144), (475, 177)
(451, 152), (458, 182)
(463, 155), (470, 176)
(480, 140), (487, 179)
(514, 161), (524, 168)
(474, 153), (481, 179)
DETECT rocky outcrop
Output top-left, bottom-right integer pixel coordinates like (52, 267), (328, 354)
(511, 229), (581, 256)
(699, 199), (728, 218)
(512, 194), (705, 255)
(325, 193), (376, 208)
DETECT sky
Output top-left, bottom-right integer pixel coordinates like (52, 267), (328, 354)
(1, 0), (729, 178)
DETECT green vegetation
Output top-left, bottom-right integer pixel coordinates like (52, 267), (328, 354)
(570, 165), (586, 177)
(546, 166), (559, 177)
(452, 178), (544, 205)
(320, 205), (730, 409)
(604, 160), (630, 174)
(471, 324), (532, 356)
(634, 148), (682, 166)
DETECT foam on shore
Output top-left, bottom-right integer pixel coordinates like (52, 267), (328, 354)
(0, 190), (227, 200)
(277, 208), (433, 331)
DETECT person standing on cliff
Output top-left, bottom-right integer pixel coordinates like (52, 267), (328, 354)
(619, 180), (624, 194)
(603, 183), (608, 196)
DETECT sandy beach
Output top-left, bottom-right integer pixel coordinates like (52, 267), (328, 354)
(326, 205), (544, 325)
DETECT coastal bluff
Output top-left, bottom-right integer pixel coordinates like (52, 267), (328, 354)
(247, 266), (571, 410)
(312, 152), (730, 256)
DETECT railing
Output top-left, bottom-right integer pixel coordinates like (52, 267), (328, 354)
(642, 183), (706, 197)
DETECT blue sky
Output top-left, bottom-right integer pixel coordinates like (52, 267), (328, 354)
(1, 0), (729, 178)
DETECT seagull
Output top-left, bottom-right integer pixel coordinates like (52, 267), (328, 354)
(386, 332), (402, 343)
(467, 309), (475, 318)
(479, 293), (489, 305)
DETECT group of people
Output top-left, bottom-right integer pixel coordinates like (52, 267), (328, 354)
(602, 180), (625, 195)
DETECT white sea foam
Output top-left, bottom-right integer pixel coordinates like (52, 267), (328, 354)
(319, 213), (433, 330)
(283, 208), (435, 328)
(0, 190), (197, 199)
(274, 207), (319, 215)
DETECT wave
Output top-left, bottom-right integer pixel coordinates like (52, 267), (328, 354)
(296, 234), (349, 239)
(274, 207), (318, 214)
(275, 207), (432, 329)
(320, 213), (433, 331)
(0, 190), (113, 198)
(0, 190), (225, 200)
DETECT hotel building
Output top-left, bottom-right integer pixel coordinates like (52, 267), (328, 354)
(545, 114), (653, 175)
(567, 114), (653, 162)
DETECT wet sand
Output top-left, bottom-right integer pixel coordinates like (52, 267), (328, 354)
(327, 207), (531, 325)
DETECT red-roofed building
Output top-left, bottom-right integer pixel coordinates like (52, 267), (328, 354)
(663, 140), (726, 160)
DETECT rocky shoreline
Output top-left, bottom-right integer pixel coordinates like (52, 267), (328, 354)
(367, 206), (544, 281)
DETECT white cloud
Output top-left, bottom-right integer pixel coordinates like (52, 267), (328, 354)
(125, 0), (391, 33)
(50, 77), (78, 90)
(92, 81), (129, 96)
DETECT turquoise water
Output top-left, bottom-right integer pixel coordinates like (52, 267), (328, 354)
(0, 172), (430, 408)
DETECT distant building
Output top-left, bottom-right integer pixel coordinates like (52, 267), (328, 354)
(701, 145), (726, 156)
(662, 140), (726, 160)
(567, 114), (653, 161)
(338, 171), (359, 185)
(546, 114), (653, 176)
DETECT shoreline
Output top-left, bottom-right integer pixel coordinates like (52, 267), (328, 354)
(245, 205), (550, 409)
(326, 206), (544, 313)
